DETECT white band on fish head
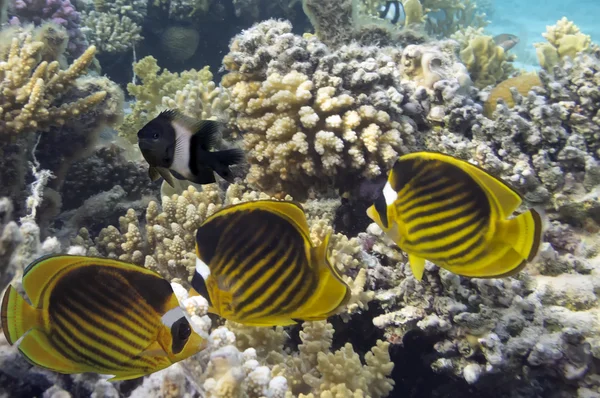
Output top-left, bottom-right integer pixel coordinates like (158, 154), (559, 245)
(195, 257), (211, 280)
(161, 307), (187, 328)
(383, 182), (398, 206)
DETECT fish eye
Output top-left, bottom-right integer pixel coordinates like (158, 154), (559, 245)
(153, 132), (159, 139)
(178, 322), (191, 340)
(170, 317), (192, 354)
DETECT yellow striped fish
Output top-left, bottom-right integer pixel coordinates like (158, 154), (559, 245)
(1, 255), (207, 381)
(189, 200), (351, 326)
(366, 152), (543, 280)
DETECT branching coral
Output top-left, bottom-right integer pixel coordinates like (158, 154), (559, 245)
(0, 33), (107, 135)
(222, 20), (418, 198)
(81, 11), (142, 54)
(118, 56), (228, 142)
(263, 320), (394, 397)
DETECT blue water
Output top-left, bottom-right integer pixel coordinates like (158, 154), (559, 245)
(488, 0), (600, 70)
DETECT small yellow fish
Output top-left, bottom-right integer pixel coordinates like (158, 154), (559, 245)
(367, 152), (543, 280)
(1, 255), (207, 381)
(190, 200), (351, 326)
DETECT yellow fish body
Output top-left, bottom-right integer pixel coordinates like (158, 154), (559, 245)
(190, 200), (351, 326)
(1, 255), (207, 381)
(367, 152), (543, 280)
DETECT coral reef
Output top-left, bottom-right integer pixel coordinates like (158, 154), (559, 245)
(81, 11), (142, 54)
(459, 33), (515, 88)
(222, 19), (419, 198)
(0, 29), (124, 218)
(8, 0), (88, 57)
(0, 34), (105, 135)
(535, 18), (593, 71)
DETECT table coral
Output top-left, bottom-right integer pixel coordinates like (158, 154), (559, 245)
(222, 20), (418, 198)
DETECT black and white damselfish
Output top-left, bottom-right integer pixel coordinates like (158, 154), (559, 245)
(137, 110), (245, 187)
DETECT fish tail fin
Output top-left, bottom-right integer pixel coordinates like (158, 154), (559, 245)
(208, 148), (245, 182)
(1, 285), (42, 345)
(497, 208), (544, 261)
(476, 208), (544, 278)
(297, 232), (351, 320)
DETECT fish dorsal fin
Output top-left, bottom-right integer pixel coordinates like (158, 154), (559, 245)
(160, 109), (221, 151)
(258, 200), (311, 239)
(189, 120), (222, 151)
(399, 152), (522, 219)
(408, 254), (426, 280)
(22, 255), (87, 308)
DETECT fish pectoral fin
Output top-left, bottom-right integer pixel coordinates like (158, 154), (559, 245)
(148, 167), (161, 182)
(139, 341), (169, 358)
(107, 372), (146, 382)
(408, 254), (426, 281)
(18, 329), (89, 374)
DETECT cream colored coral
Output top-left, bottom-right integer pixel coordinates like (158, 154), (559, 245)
(0, 34), (106, 134)
(459, 34), (512, 88)
(118, 56), (222, 142)
(271, 321), (394, 397)
(224, 70), (405, 196)
(534, 17), (592, 70)
(81, 11), (142, 54)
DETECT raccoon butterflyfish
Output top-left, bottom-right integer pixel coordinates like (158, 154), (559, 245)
(137, 109), (245, 188)
(366, 152), (543, 280)
(189, 200), (351, 327)
(0, 255), (207, 381)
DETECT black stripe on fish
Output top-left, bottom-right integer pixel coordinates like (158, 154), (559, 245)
(51, 307), (138, 370)
(215, 220), (272, 275)
(404, 190), (476, 225)
(82, 282), (156, 335)
(407, 199), (483, 236)
(232, 230), (295, 300)
(410, 213), (486, 245)
(239, 242), (309, 318)
(69, 287), (153, 344)
(233, 232), (300, 316)
(59, 295), (145, 356)
(216, 220), (281, 280)
(400, 179), (465, 213)
(417, 216), (486, 254)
